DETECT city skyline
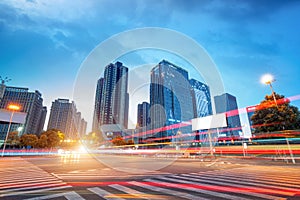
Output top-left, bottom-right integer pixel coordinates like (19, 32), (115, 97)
(1, 1), (300, 132)
(2, 59), (241, 133)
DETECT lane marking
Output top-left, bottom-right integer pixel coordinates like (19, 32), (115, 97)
(24, 191), (85, 200)
(129, 181), (209, 200)
(88, 187), (126, 200)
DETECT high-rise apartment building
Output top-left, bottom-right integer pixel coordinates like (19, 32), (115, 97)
(93, 62), (129, 132)
(47, 99), (86, 138)
(214, 93), (241, 137)
(92, 78), (104, 133)
(0, 86), (46, 140)
(37, 106), (47, 134)
(189, 79), (213, 118)
(149, 60), (194, 142)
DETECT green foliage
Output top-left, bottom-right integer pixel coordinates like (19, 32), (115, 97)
(251, 93), (300, 134)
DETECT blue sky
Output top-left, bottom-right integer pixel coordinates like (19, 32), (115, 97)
(1, 0), (300, 131)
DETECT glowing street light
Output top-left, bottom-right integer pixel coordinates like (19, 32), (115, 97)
(1, 104), (21, 157)
(261, 74), (295, 163)
(261, 74), (278, 107)
(8, 104), (21, 111)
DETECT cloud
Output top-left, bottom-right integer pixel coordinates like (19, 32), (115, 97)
(1, 0), (300, 131)
(1, 0), (94, 22)
(164, 0), (300, 22)
(0, 0), (98, 54)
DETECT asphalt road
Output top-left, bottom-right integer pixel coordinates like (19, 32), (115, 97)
(1, 154), (300, 199)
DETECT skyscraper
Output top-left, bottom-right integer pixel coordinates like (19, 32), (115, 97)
(0, 86), (46, 140)
(37, 106), (47, 134)
(47, 99), (86, 138)
(112, 61), (129, 129)
(137, 102), (150, 128)
(92, 78), (104, 133)
(189, 79), (213, 118)
(149, 60), (194, 142)
(93, 62), (129, 132)
(214, 93), (241, 137)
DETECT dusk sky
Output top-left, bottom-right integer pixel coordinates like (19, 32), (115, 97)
(1, 0), (300, 132)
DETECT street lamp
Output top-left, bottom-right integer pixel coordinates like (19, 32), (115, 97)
(261, 74), (296, 164)
(1, 104), (21, 157)
(261, 74), (278, 107)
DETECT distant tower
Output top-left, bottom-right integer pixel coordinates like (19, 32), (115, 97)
(37, 106), (47, 133)
(48, 98), (86, 139)
(214, 93), (241, 137)
(92, 78), (104, 133)
(137, 102), (150, 128)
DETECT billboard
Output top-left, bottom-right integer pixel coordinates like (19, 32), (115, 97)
(0, 109), (27, 124)
(192, 113), (227, 131)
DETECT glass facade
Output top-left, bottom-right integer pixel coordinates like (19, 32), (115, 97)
(150, 60), (194, 143)
(190, 79), (213, 118)
(214, 93), (241, 137)
(137, 102), (150, 128)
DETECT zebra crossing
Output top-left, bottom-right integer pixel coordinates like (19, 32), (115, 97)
(52, 167), (171, 180)
(1, 159), (300, 199)
(0, 157), (71, 198)
(29, 166), (300, 200)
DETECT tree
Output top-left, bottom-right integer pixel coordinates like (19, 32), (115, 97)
(20, 134), (38, 148)
(126, 139), (134, 145)
(251, 93), (300, 134)
(83, 132), (102, 146)
(41, 129), (63, 148)
(111, 136), (127, 146)
(37, 134), (48, 148)
(7, 131), (20, 147)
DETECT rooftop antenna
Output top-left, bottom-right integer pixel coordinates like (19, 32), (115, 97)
(0, 76), (11, 85)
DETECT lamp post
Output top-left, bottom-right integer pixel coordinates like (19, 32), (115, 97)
(1, 104), (20, 157)
(261, 74), (278, 107)
(260, 74), (295, 164)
